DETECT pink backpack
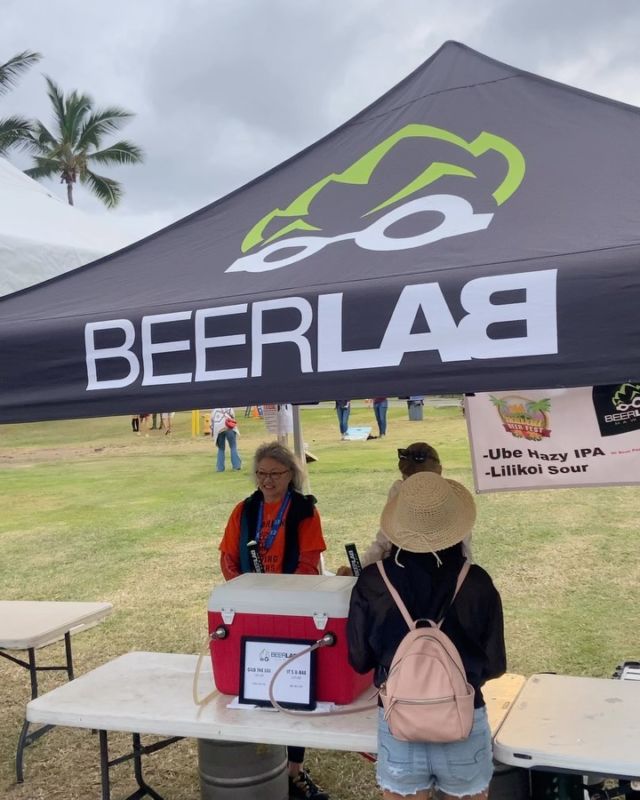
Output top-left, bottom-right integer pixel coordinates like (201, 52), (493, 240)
(376, 560), (475, 743)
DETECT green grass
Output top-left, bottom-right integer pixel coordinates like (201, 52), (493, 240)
(1, 401), (638, 799)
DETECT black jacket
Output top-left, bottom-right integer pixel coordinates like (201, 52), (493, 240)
(347, 544), (506, 707)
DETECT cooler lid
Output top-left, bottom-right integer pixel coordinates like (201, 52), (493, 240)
(208, 573), (357, 617)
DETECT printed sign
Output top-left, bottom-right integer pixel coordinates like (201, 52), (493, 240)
(239, 636), (316, 710)
(263, 403), (294, 436)
(466, 385), (640, 492)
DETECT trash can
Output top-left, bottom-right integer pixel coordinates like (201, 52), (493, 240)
(199, 739), (288, 800)
(408, 399), (424, 421)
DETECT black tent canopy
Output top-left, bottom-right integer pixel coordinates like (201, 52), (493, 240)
(1, 41), (639, 424)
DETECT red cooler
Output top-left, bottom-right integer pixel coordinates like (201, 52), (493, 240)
(208, 573), (372, 704)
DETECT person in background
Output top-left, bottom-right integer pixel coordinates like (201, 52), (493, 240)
(347, 472), (506, 800)
(337, 442), (472, 575)
(372, 397), (388, 437)
(219, 441), (329, 800)
(131, 415), (139, 433)
(151, 413), (160, 430)
(335, 400), (351, 440)
(161, 412), (174, 435)
(138, 413), (150, 435)
(211, 407), (241, 472)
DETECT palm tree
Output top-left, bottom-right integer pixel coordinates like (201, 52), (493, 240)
(25, 76), (143, 207)
(0, 50), (41, 156)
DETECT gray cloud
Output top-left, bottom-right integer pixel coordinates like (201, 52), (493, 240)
(3, 0), (640, 237)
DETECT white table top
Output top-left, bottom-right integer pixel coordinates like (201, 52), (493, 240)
(493, 673), (640, 779)
(0, 601), (113, 649)
(27, 651), (523, 753)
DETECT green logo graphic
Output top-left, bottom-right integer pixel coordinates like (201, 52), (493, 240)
(612, 383), (640, 411)
(241, 123), (526, 254)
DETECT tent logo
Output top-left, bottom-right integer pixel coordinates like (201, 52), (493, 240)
(227, 123), (525, 273)
(592, 383), (640, 437)
(490, 395), (552, 441)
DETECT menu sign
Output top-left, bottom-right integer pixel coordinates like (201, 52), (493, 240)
(239, 636), (316, 710)
(466, 385), (640, 492)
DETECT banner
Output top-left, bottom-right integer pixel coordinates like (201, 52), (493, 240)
(466, 384), (640, 492)
(263, 403), (293, 436)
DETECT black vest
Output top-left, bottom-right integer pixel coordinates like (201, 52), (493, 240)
(238, 488), (316, 574)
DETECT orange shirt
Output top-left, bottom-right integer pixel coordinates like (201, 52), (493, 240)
(219, 498), (326, 577)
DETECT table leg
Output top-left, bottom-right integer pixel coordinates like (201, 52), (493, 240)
(64, 632), (74, 680)
(99, 731), (112, 800)
(132, 733), (165, 800)
(8, 639), (77, 782)
(16, 718), (55, 783)
(27, 647), (39, 698)
(98, 730), (179, 800)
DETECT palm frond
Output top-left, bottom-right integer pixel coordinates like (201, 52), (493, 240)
(27, 121), (59, 152)
(24, 157), (63, 181)
(0, 50), (41, 95)
(78, 108), (134, 149)
(43, 77), (91, 142)
(81, 169), (122, 208)
(30, 78), (142, 207)
(43, 76), (66, 126)
(62, 90), (93, 148)
(0, 115), (35, 156)
(87, 140), (144, 166)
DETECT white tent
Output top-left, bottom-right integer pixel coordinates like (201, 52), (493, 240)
(0, 157), (133, 297)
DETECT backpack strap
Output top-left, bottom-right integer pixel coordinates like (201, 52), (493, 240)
(376, 561), (416, 630)
(435, 560), (471, 629)
(377, 559), (472, 631)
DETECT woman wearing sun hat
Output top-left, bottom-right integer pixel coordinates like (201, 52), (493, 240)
(347, 472), (505, 800)
(336, 442), (472, 575)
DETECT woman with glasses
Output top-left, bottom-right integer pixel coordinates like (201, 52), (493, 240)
(218, 441), (330, 800)
(337, 442), (471, 575)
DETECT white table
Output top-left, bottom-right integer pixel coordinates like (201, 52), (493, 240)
(494, 673), (640, 780)
(27, 651), (524, 800)
(0, 600), (113, 782)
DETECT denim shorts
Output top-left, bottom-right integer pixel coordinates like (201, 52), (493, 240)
(376, 705), (493, 797)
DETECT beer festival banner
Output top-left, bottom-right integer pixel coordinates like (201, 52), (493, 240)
(466, 384), (640, 492)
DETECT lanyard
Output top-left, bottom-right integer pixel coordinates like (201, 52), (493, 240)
(256, 492), (291, 551)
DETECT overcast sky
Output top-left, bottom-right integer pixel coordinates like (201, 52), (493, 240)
(2, 0), (640, 239)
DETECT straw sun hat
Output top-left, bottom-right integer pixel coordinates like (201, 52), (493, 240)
(381, 472), (476, 554)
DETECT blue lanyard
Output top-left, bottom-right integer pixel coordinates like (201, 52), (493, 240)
(256, 492), (291, 551)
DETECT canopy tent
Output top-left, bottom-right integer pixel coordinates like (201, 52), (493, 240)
(0, 158), (131, 298)
(1, 41), (639, 424)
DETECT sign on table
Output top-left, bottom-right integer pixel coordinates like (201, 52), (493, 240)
(466, 383), (640, 492)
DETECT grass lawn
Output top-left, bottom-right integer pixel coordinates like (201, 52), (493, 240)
(0, 401), (638, 799)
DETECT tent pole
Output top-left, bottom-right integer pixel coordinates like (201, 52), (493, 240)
(292, 405), (309, 494)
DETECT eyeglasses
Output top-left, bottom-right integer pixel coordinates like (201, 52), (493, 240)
(255, 469), (290, 481)
(397, 448), (439, 464)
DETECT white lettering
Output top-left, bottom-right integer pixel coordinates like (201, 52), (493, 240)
(317, 284), (469, 372)
(354, 195), (492, 252)
(226, 194), (493, 274)
(317, 293), (390, 370)
(83, 269), (559, 391)
(251, 298), (313, 377)
(458, 269), (558, 358)
(85, 319), (139, 390)
(194, 305), (248, 381)
(380, 283), (470, 362)
(141, 311), (193, 386)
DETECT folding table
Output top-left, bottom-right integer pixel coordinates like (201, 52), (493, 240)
(0, 599), (113, 781)
(26, 651), (524, 800)
(494, 673), (640, 779)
